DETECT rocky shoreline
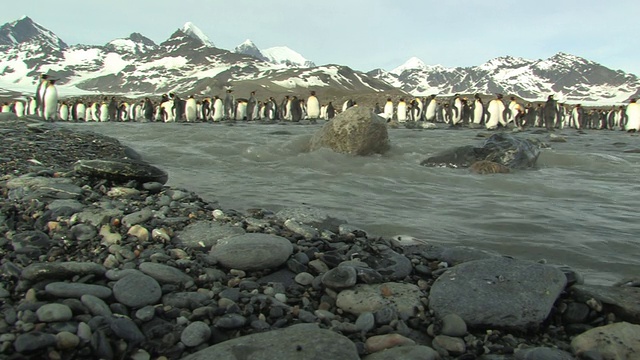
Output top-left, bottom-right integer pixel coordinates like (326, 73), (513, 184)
(1, 115), (639, 360)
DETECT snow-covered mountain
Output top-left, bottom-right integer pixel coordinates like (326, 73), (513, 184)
(233, 40), (315, 68)
(0, 17), (397, 99)
(369, 53), (640, 104)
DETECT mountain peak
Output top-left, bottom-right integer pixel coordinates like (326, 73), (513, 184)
(262, 46), (316, 68)
(180, 22), (214, 47)
(106, 32), (157, 54)
(391, 56), (426, 75)
(233, 39), (268, 61)
(0, 16), (67, 49)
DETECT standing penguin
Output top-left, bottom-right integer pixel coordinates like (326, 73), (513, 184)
(290, 96), (302, 122)
(212, 96), (223, 122)
(571, 104), (584, 129)
(485, 94), (507, 130)
(58, 101), (69, 121)
(326, 102), (336, 119)
(14, 100), (25, 118)
(425, 95), (437, 122)
(235, 99), (248, 120)
(397, 99), (407, 122)
(383, 98), (394, 121)
(471, 94), (484, 125)
(450, 94), (462, 126)
(543, 95), (559, 130)
(42, 79), (58, 121)
(223, 89), (235, 120)
(35, 74), (49, 116)
(27, 97), (36, 115)
(185, 95), (197, 122)
(246, 91), (257, 121)
(143, 97), (154, 122)
(75, 100), (86, 121)
(99, 101), (109, 122)
(306, 91), (320, 119)
(625, 98), (640, 132)
(411, 98), (423, 121)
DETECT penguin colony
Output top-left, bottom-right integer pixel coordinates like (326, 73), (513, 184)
(1, 77), (639, 132)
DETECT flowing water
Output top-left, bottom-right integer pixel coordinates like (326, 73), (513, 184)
(62, 122), (640, 285)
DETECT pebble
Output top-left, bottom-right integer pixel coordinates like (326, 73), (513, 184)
(322, 266), (357, 289)
(112, 273), (162, 308)
(439, 313), (467, 337)
(21, 262), (106, 282)
(45, 282), (112, 299)
(365, 333), (416, 353)
(128, 224), (150, 242)
(139, 262), (193, 286)
(432, 335), (466, 356)
(181, 321), (211, 347)
(36, 303), (73, 322)
(81, 294), (113, 316)
(13, 332), (57, 353)
(209, 233), (293, 271)
(55, 331), (80, 350)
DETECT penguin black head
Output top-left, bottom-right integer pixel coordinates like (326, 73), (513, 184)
(496, 94), (503, 99)
(548, 95), (554, 100)
(310, 91), (315, 96)
(41, 74), (49, 79)
(474, 93), (480, 99)
(630, 98), (637, 103)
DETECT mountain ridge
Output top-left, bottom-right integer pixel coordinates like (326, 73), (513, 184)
(0, 16), (638, 105)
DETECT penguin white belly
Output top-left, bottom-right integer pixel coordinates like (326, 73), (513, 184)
(161, 101), (174, 122)
(485, 100), (505, 129)
(76, 103), (86, 120)
(212, 100), (223, 121)
(383, 103), (393, 120)
(571, 109), (580, 129)
(85, 107), (93, 121)
(397, 103), (407, 122)
(425, 102), (436, 121)
(27, 99), (36, 115)
(473, 101), (484, 124)
(625, 103), (640, 131)
(452, 99), (462, 125)
(43, 86), (58, 121)
(59, 104), (69, 121)
(307, 97), (320, 118)
(99, 104), (109, 122)
(235, 102), (247, 120)
(14, 102), (25, 117)
(185, 99), (197, 121)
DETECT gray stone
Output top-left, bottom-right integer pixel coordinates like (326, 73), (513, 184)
(70, 224), (98, 241)
(135, 306), (156, 322)
(571, 284), (640, 323)
(363, 247), (413, 281)
(36, 303), (73, 322)
(284, 219), (319, 239)
(47, 199), (84, 212)
(428, 257), (566, 330)
(162, 292), (210, 309)
(21, 261), (106, 282)
(139, 262), (193, 286)
(209, 233), (293, 271)
(181, 321), (211, 347)
(363, 345), (440, 360)
(0, 112), (18, 120)
(113, 272), (162, 308)
(181, 323), (358, 360)
(13, 332), (57, 353)
(322, 266), (357, 289)
(121, 208), (154, 228)
(74, 158), (169, 185)
(109, 316), (145, 343)
(45, 282), (112, 299)
(432, 335), (466, 356)
(439, 313), (467, 337)
(571, 322), (640, 359)
(81, 294), (113, 316)
(515, 347), (574, 360)
(336, 282), (423, 318)
(55, 331), (80, 350)
(309, 106), (390, 156)
(355, 312), (375, 332)
(214, 314), (247, 329)
(275, 206), (345, 232)
(175, 221), (245, 250)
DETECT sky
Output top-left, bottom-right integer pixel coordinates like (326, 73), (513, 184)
(2, 0), (640, 75)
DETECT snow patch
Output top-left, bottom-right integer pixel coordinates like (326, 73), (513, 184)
(181, 22), (214, 47)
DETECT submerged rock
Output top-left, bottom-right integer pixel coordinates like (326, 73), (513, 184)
(421, 133), (540, 169)
(309, 106), (390, 155)
(74, 159), (169, 185)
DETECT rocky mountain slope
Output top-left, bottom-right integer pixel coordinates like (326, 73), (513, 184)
(1, 16), (638, 105)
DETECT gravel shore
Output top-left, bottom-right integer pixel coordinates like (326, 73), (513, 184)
(1, 115), (639, 360)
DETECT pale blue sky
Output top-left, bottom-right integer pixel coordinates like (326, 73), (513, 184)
(2, 0), (639, 75)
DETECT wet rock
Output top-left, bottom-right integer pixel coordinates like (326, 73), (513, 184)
(571, 322), (640, 359)
(45, 282), (112, 299)
(571, 284), (640, 323)
(74, 158), (169, 185)
(175, 220), (245, 250)
(365, 333), (416, 353)
(139, 262), (193, 286)
(363, 345), (440, 360)
(309, 106), (390, 156)
(36, 303), (73, 322)
(439, 246), (501, 266)
(336, 282), (422, 318)
(322, 266), (357, 289)
(21, 262), (106, 282)
(181, 321), (211, 347)
(515, 347), (574, 360)
(470, 160), (510, 174)
(112, 272), (162, 308)
(181, 324), (358, 360)
(428, 257), (566, 330)
(209, 233), (293, 271)
(14, 332), (57, 353)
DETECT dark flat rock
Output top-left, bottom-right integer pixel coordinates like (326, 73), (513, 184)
(74, 159), (168, 185)
(571, 284), (640, 323)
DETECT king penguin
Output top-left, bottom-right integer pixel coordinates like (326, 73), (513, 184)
(212, 96), (223, 122)
(625, 99), (640, 132)
(472, 94), (484, 125)
(425, 95), (437, 122)
(35, 74), (49, 116)
(383, 98), (394, 121)
(485, 94), (507, 130)
(306, 91), (320, 119)
(42, 79), (58, 121)
(185, 95), (197, 122)
(58, 101), (69, 121)
(397, 99), (407, 122)
(14, 100), (25, 118)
